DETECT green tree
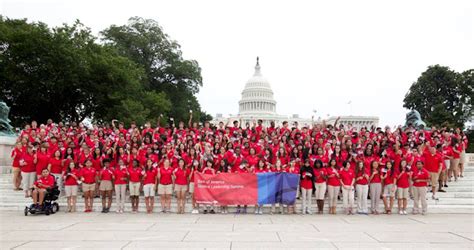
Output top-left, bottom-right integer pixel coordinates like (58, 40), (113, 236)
(403, 65), (473, 128)
(0, 17), (172, 126)
(101, 17), (211, 123)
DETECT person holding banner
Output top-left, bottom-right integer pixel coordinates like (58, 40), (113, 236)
(255, 159), (269, 214)
(285, 161), (299, 214)
(217, 159), (231, 214)
(313, 159), (327, 214)
(235, 160), (249, 214)
(201, 160), (216, 214)
(326, 158), (340, 214)
(300, 159), (315, 214)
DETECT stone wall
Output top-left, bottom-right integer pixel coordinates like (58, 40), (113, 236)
(0, 136), (16, 173)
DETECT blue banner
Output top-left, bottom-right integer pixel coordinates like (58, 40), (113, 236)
(257, 173), (300, 205)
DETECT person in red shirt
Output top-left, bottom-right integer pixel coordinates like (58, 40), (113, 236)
(421, 142), (443, 200)
(381, 161), (396, 214)
(326, 158), (340, 214)
(10, 142), (24, 191)
(35, 144), (50, 178)
(143, 159), (158, 213)
(396, 159), (410, 215)
(114, 159), (129, 213)
(449, 138), (462, 182)
(31, 168), (55, 209)
(63, 161), (80, 212)
(80, 159), (97, 212)
(313, 160), (327, 214)
(158, 158), (173, 213)
(99, 159), (114, 213)
(128, 159), (143, 213)
(369, 161), (382, 214)
(173, 159), (189, 214)
(48, 150), (63, 191)
(299, 159), (315, 215)
(20, 145), (37, 198)
(284, 161), (299, 214)
(355, 161), (369, 214)
(339, 161), (355, 215)
(412, 160), (430, 215)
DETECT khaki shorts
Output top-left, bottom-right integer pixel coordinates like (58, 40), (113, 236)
(129, 182), (141, 196)
(82, 183), (95, 192)
(188, 182), (194, 193)
(383, 184), (395, 197)
(65, 185), (78, 197)
(174, 184), (187, 192)
(99, 180), (113, 191)
(397, 187), (409, 199)
(143, 184), (155, 197)
(460, 151), (466, 164)
(429, 172), (439, 187)
(158, 184), (172, 195)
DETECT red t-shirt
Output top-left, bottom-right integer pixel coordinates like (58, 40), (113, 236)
(64, 169), (81, 186)
(80, 167), (97, 184)
(143, 168), (158, 185)
(20, 153), (36, 173)
(370, 169), (382, 184)
(174, 167), (188, 185)
(300, 169), (313, 189)
(381, 169), (395, 185)
(113, 167), (129, 185)
(314, 168), (327, 184)
(11, 147), (24, 168)
(48, 157), (63, 174)
(326, 167), (340, 186)
(99, 168), (114, 181)
(339, 168), (354, 186)
(35, 152), (50, 175)
(412, 168), (429, 187)
(355, 168), (369, 185)
(128, 167), (143, 183)
(34, 175), (55, 189)
(396, 171), (409, 188)
(423, 150), (442, 173)
(159, 167), (173, 185)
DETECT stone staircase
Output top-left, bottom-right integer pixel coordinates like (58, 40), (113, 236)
(0, 166), (473, 214)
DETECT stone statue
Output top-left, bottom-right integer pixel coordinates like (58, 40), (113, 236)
(404, 110), (427, 129)
(0, 101), (15, 136)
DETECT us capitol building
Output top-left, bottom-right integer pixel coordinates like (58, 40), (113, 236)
(211, 58), (379, 130)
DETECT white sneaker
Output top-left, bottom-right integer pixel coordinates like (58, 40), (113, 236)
(191, 209), (199, 214)
(307, 210), (312, 215)
(259, 210), (263, 215)
(403, 210), (407, 215)
(255, 208), (259, 214)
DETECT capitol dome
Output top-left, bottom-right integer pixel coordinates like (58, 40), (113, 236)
(239, 57), (277, 115)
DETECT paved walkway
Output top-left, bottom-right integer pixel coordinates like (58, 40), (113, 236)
(0, 211), (473, 249)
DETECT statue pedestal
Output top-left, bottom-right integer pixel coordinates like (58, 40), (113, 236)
(0, 136), (16, 174)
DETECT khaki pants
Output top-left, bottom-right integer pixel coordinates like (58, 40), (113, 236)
(413, 186), (427, 213)
(369, 183), (382, 213)
(342, 186), (354, 210)
(21, 172), (36, 191)
(327, 185), (340, 207)
(315, 182), (326, 200)
(301, 188), (312, 213)
(115, 184), (126, 211)
(356, 184), (368, 213)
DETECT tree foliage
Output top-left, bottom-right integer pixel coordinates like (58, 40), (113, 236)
(101, 17), (210, 123)
(403, 65), (473, 128)
(0, 16), (210, 127)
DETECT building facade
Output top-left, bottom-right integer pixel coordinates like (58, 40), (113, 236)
(211, 58), (379, 129)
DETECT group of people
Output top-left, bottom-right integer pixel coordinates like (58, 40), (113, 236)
(11, 114), (469, 215)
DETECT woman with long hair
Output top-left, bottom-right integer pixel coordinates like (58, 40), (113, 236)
(381, 161), (396, 214)
(99, 159), (113, 213)
(300, 159), (315, 214)
(313, 160), (326, 214)
(369, 160), (382, 214)
(113, 159), (129, 213)
(396, 159), (410, 215)
(339, 161), (355, 215)
(143, 159), (158, 213)
(217, 159), (230, 214)
(173, 158), (189, 214)
(63, 161), (80, 212)
(355, 161), (369, 214)
(158, 158), (173, 213)
(326, 158), (340, 214)
(80, 159), (97, 212)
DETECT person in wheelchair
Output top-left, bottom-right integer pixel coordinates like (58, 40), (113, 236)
(31, 168), (55, 210)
